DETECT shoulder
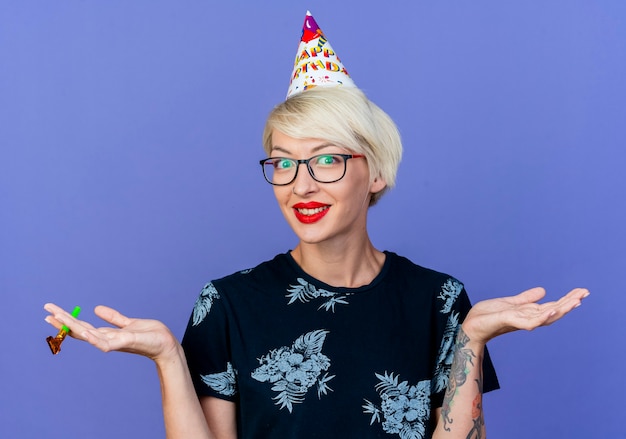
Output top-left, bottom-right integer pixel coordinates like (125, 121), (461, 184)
(384, 251), (467, 313)
(206, 252), (292, 293)
(189, 253), (292, 325)
(385, 251), (464, 289)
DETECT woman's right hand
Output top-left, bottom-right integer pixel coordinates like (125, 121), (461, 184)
(44, 303), (180, 363)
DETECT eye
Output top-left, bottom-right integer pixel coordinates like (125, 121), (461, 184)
(314, 154), (340, 166)
(273, 158), (295, 170)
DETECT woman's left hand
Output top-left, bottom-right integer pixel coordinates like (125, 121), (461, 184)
(461, 287), (589, 345)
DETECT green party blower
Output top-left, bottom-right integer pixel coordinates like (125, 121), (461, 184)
(46, 306), (81, 355)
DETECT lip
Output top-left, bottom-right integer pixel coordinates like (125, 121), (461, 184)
(292, 202), (331, 224)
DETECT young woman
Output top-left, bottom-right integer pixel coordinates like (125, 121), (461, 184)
(44, 86), (588, 439)
(44, 12), (589, 439)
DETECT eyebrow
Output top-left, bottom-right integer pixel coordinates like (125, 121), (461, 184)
(271, 142), (339, 156)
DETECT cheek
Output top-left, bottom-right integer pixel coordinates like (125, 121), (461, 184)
(273, 185), (285, 198)
(337, 181), (371, 212)
(273, 186), (292, 207)
(349, 173), (374, 197)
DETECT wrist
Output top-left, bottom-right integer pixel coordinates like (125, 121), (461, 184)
(153, 337), (185, 368)
(459, 323), (488, 350)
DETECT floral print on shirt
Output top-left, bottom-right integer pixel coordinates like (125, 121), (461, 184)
(286, 278), (351, 312)
(432, 311), (461, 393)
(192, 282), (220, 326)
(251, 329), (335, 412)
(363, 372), (431, 439)
(201, 362), (238, 396)
(437, 278), (463, 314)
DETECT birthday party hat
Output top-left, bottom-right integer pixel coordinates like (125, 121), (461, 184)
(286, 11), (356, 98)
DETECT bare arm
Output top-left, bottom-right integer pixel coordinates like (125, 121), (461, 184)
(44, 303), (237, 439)
(155, 344), (216, 439)
(200, 397), (237, 439)
(432, 287), (589, 439)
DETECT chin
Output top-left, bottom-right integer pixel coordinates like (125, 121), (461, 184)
(292, 229), (328, 245)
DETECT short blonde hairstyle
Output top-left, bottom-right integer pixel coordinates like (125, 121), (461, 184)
(263, 87), (402, 206)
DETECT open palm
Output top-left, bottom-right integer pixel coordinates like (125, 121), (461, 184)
(44, 303), (178, 361)
(462, 287), (589, 344)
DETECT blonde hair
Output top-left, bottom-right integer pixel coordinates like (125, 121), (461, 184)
(263, 87), (402, 206)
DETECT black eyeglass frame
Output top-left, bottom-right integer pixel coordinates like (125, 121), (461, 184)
(259, 153), (365, 186)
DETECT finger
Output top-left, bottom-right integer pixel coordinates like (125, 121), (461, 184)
(44, 303), (85, 325)
(44, 302), (70, 316)
(543, 288), (590, 313)
(544, 290), (589, 323)
(525, 289), (590, 327)
(47, 312), (95, 340)
(509, 287), (547, 305)
(94, 305), (132, 328)
(515, 287), (589, 315)
(44, 315), (66, 332)
(44, 303), (97, 331)
(82, 328), (135, 353)
(563, 288), (590, 302)
(532, 308), (560, 329)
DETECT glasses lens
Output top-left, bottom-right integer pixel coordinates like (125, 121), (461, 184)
(263, 158), (297, 185)
(309, 154), (346, 183)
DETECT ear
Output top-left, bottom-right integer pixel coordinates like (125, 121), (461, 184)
(369, 176), (387, 195)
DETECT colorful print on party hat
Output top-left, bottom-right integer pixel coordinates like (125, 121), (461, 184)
(286, 11), (356, 98)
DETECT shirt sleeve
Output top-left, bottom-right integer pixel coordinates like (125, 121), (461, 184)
(430, 278), (500, 409)
(181, 281), (239, 402)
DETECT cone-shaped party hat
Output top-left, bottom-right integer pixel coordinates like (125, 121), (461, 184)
(286, 11), (356, 98)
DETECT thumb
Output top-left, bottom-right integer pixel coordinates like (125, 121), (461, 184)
(511, 287), (546, 305)
(94, 305), (132, 328)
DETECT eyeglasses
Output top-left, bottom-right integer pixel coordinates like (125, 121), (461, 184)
(259, 153), (365, 186)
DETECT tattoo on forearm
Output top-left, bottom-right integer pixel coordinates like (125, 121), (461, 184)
(440, 328), (477, 433)
(465, 375), (484, 439)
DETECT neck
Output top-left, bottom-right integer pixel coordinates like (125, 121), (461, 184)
(291, 235), (385, 288)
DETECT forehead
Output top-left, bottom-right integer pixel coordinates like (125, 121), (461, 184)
(270, 130), (346, 156)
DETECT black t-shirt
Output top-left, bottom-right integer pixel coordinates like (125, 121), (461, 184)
(182, 251), (499, 438)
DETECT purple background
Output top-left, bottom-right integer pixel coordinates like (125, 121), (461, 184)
(2, 1), (624, 438)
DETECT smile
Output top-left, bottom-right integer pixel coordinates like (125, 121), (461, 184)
(297, 206), (328, 215)
(293, 202), (330, 224)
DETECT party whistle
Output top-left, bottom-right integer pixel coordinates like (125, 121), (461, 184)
(46, 306), (81, 355)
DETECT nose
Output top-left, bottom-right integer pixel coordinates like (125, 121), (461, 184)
(291, 162), (319, 196)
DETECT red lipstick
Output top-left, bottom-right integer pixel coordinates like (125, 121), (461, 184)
(293, 202), (330, 224)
